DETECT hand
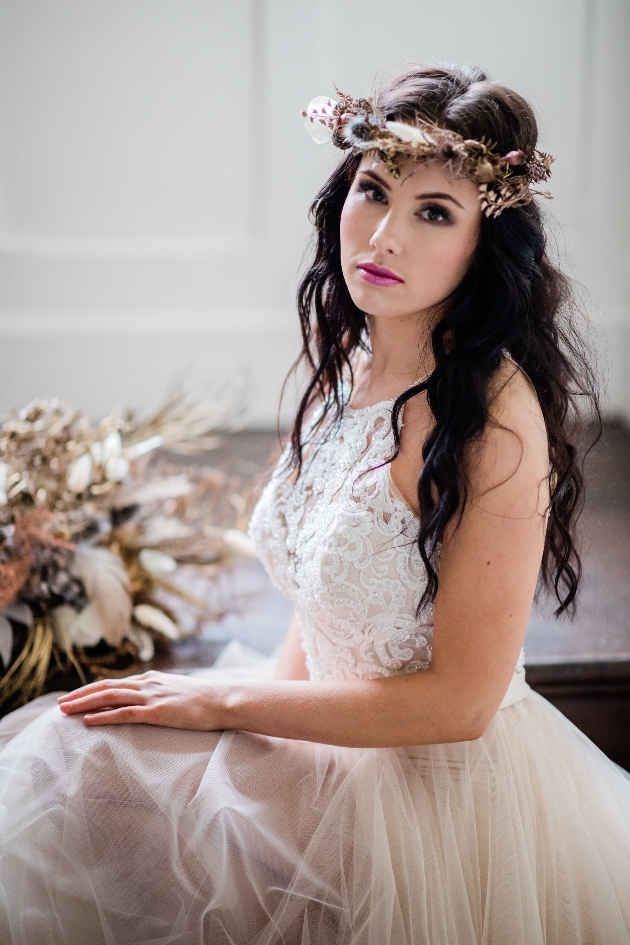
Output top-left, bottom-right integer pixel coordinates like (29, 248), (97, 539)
(57, 671), (226, 730)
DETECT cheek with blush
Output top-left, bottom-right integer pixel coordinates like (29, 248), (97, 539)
(339, 197), (366, 265)
(419, 233), (478, 298)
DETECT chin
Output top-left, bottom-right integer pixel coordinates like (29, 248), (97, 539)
(349, 287), (427, 322)
(348, 282), (403, 316)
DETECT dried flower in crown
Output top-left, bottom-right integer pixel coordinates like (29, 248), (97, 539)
(302, 89), (554, 217)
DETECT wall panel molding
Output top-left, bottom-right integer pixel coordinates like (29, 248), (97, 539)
(0, 308), (294, 336)
(0, 1), (260, 254)
(0, 233), (254, 260)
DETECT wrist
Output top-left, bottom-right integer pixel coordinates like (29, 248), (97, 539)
(214, 681), (245, 731)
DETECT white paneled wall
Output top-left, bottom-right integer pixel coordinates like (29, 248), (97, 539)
(0, 0), (628, 426)
(582, 0), (630, 421)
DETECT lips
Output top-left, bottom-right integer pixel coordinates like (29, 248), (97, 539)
(357, 262), (404, 287)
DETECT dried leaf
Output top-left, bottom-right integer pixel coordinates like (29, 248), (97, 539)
(71, 546), (132, 646)
(223, 529), (257, 558)
(0, 615), (13, 669)
(111, 476), (194, 508)
(2, 601), (33, 628)
(60, 602), (104, 648)
(133, 604), (179, 640)
(126, 625), (154, 661)
(138, 549), (177, 575)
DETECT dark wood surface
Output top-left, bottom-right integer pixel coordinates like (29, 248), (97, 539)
(523, 423), (630, 768)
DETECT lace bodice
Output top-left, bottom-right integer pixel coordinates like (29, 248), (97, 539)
(249, 398), (524, 684)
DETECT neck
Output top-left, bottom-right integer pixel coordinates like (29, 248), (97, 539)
(357, 311), (435, 402)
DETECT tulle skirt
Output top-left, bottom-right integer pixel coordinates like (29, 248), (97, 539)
(0, 685), (629, 944)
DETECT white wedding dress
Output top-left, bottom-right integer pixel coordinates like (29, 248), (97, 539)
(0, 396), (629, 944)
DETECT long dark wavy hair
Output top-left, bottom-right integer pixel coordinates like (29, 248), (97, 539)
(285, 63), (600, 616)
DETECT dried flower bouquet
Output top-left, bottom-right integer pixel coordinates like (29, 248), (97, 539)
(0, 392), (254, 714)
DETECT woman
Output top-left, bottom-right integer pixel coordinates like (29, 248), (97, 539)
(0, 63), (629, 944)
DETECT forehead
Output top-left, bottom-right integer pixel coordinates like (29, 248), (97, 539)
(357, 153), (480, 207)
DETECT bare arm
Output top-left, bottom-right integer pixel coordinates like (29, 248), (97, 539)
(59, 370), (548, 747)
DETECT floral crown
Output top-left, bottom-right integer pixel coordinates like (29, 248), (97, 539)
(302, 90), (554, 218)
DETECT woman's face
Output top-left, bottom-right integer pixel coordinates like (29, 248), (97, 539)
(340, 154), (482, 322)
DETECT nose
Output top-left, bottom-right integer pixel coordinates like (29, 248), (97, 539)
(369, 210), (402, 256)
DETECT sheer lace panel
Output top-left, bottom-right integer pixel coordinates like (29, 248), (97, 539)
(249, 400), (524, 682)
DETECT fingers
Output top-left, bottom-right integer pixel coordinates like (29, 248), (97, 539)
(59, 688), (147, 716)
(58, 675), (146, 704)
(83, 706), (150, 726)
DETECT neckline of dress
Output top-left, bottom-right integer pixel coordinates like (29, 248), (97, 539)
(344, 370), (432, 415)
(345, 396), (397, 415)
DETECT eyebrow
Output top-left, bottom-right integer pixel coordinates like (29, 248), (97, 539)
(358, 169), (465, 210)
(359, 169), (392, 191)
(418, 190), (465, 210)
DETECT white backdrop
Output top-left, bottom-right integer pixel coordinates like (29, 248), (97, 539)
(0, 0), (628, 427)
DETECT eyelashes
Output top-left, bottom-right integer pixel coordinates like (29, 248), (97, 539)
(357, 179), (387, 202)
(356, 179), (453, 224)
(419, 204), (453, 224)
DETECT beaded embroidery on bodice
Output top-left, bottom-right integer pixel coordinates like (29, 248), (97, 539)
(249, 399), (525, 683)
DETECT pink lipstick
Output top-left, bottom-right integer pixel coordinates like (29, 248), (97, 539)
(357, 263), (404, 287)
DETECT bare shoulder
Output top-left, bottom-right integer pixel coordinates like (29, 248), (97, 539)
(392, 356), (550, 516)
(467, 357), (550, 513)
(487, 358), (547, 449)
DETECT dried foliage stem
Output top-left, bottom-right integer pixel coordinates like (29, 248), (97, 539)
(0, 618), (54, 709)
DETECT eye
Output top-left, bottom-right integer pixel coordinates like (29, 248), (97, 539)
(357, 179), (387, 203)
(419, 203), (452, 224)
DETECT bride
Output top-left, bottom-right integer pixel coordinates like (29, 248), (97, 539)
(1, 63), (629, 944)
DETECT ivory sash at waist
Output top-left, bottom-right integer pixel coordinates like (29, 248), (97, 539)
(498, 666), (530, 710)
